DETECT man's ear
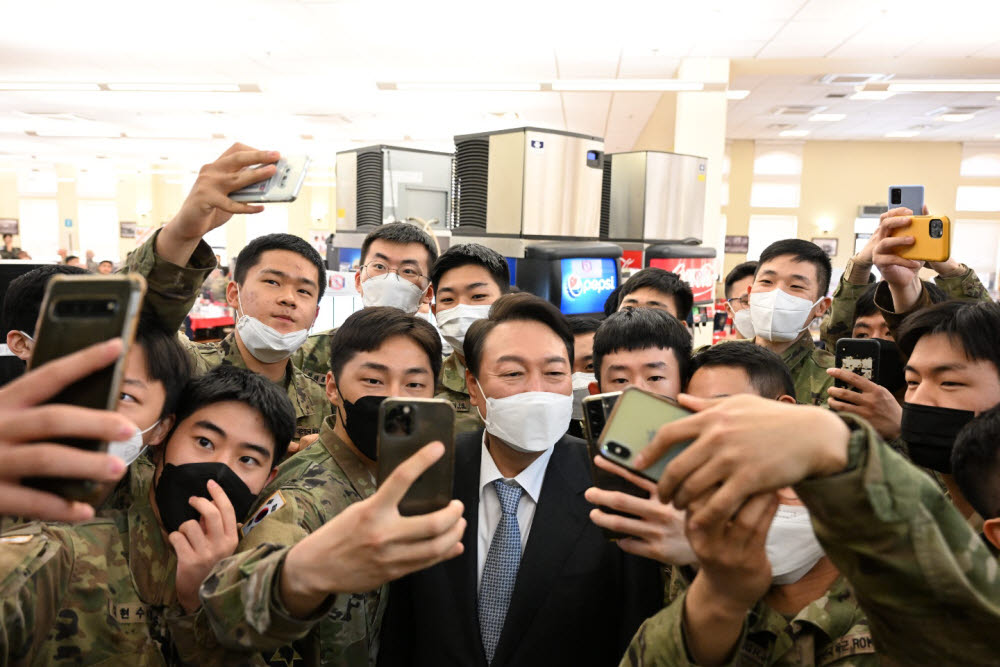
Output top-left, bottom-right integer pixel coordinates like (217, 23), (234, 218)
(778, 394), (798, 405)
(265, 467), (279, 487)
(422, 284), (434, 306)
(225, 280), (240, 311)
(813, 296), (832, 319)
(325, 370), (342, 409)
(354, 270), (363, 295)
(147, 415), (175, 447)
(5, 330), (33, 361)
(984, 517), (1000, 552)
(467, 371), (482, 408)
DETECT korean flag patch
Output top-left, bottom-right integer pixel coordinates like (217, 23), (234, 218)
(242, 491), (286, 537)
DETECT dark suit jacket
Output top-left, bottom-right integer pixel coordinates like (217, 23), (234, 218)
(377, 430), (663, 667)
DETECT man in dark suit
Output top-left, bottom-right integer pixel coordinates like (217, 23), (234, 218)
(378, 293), (662, 667)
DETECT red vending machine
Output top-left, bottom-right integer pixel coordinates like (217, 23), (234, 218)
(644, 244), (719, 347)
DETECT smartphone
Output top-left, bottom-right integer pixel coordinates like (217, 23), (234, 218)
(377, 398), (455, 516)
(25, 274), (146, 500)
(888, 185), (924, 215)
(889, 215), (951, 262)
(583, 392), (649, 540)
(598, 387), (693, 483)
(230, 156), (311, 203)
(835, 337), (906, 393)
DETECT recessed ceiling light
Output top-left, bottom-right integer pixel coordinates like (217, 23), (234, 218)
(551, 79), (705, 92)
(809, 113), (846, 122)
(936, 113), (975, 122)
(0, 82), (101, 91)
(726, 89), (750, 100)
(885, 131), (920, 138)
(850, 90), (896, 100)
(385, 82), (542, 92)
(106, 83), (243, 92)
(779, 129), (810, 137)
(888, 80), (1000, 93)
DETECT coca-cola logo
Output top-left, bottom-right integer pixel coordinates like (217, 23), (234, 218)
(661, 259), (716, 289)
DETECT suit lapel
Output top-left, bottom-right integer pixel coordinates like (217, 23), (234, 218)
(443, 430), (487, 662)
(492, 437), (590, 666)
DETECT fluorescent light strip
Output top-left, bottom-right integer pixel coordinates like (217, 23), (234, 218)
(726, 89), (750, 100)
(850, 90), (896, 100)
(888, 81), (1000, 93)
(779, 130), (810, 137)
(936, 113), (975, 122)
(885, 131), (920, 138)
(393, 82), (542, 92)
(106, 83), (242, 92)
(0, 82), (100, 91)
(551, 79), (705, 92)
(809, 113), (846, 122)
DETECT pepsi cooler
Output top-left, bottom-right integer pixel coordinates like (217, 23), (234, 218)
(516, 242), (622, 316)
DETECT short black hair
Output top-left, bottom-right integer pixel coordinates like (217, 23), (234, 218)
(233, 233), (326, 300)
(568, 315), (602, 336)
(465, 293), (574, 378)
(855, 281), (948, 325)
(361, 222), (438, 273)
(134, 313), (193, 420)
(618, 268), (695, 321)
(952, 404), (1000, 519)
(603, 285), (623, 317)
(897, 301), (1000, 380)
(169, 365), (295, 466)
(98, 260), (113, 267)
(430, 243), (509, 294)
(724, 261), (758, 299)
(2, 233), (11, 241)
(329, 307), (442, 384)
(757, 239), (832, 298)
(688, 342), (795, 400)
(1, 265), (90, 336)
(592, 307), (692, 386)
(64, 255), (79, 264)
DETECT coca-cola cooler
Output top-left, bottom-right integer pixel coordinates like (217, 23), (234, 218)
(644, 244), (718, 347)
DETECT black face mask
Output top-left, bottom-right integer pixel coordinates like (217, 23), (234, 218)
(155, 462), (257, 533)
(341, 395), (387, 461)
(900, 402), (976, 473)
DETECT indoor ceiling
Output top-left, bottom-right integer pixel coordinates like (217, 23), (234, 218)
(3, 0), (1000, 170)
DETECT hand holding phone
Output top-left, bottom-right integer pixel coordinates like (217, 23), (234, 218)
(0, 339), (133, 522)
(377, 398), (455, 516)
(230, 156), (311, 203)
(888, 215), (951, 262)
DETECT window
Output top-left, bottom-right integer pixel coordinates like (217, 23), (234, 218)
(18, 199), (59, 259)
(78, 201), (120, 262)
(753, 143), (803, 176)
(955, 186), (1000, 212)
(747, 215), (798, 261)
(751, 182), (800, 208)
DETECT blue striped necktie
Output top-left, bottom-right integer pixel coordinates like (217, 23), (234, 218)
(478, 479), (523, 664)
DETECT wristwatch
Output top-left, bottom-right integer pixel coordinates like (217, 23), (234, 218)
(844, 256), (873, 285)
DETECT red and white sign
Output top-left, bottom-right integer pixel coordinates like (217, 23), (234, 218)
(620, 250), (644, 275)
(649, 257), (718, 304)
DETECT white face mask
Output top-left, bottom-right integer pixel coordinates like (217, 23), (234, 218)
(476, 389), (573, 453)
(749, 289), (822, 343)
(765, 504), (825, 585)
(732, 308), (756, 339)
(435, 304), (492, 356)
(235, 288), (309, 364)
(415, 310), (452, 357)
(107, 419), (161, 466)
(361, 273), (424, 313)
(571, 371), (596, 420)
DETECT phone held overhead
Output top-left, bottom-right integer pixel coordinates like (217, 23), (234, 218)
(230, 156), (311, 203)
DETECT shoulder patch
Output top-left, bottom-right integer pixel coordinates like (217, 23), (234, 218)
(818, 630), (877, 666)
(242, 491), (286, 537)
(453, 400), (469, 413)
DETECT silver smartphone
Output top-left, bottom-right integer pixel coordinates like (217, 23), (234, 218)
(230, 156), (311, 203)
(888, 185), (924, 214)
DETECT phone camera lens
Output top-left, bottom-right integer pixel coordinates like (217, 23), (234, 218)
(608, 441), (632, 459)
(929, 219), (944, 238)
(891, 188), (901, 205)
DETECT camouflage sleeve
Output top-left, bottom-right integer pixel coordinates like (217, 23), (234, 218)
(821, 275), (868, 351)
(934, 264), (992, 303)
(291, 331), (335, 385)
(165, 606), (267, 665)
(0, 523), (72, 662)
(872, 281), (932, 341)
(122, 228), (217, 332)
(794, 415), (1000, 665)
(618, 589), (746, 667)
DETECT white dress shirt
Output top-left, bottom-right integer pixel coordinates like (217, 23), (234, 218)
(477, 433), (555, 592)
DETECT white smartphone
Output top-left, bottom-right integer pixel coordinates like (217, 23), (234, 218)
(888, 185), (924, 215)
(230, 156), (311, 203)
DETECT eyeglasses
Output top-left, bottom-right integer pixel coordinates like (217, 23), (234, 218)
(362, 261), (429, 288)
(727, 294), (750, 309)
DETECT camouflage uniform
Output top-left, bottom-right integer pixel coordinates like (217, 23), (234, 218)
(781, 334), (834, 407)
(434, 353), (483, 435)
(0, 458), (246, 665)
(821, 264), (992, 351)
(199, 416), (384, 666)
(622, 574), (876, 666)
(793, 414), (1000, 665)
(292, 330), (337, 386)
(125, 231), (328, 441)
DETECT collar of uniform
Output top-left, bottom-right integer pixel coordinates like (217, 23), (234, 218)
(440, 352), (468, 394)
(126, 479), (178, 606)
(318, 415), (377, 499)
(780, 332), (816, 370)
(748, 575), (857, 643)
(219, 332), (317, 419)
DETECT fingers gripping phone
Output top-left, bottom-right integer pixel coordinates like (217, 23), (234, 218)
(230, 156), (311, 203)
(377, 398), (455, 516)
(583, 392), (649, 540)
(598, 387), (694, 483)
(835, 337), (906, 393)
(25, 274), (146, 500)
(889, 215), (951, 263)
(888, 185), (924, 215)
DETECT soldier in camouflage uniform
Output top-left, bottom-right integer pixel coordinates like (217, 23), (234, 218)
(428, 243), (513, 435)
(293, 330), (336, 385)
(198, 308), (465, 666)
(0, 366), (296, 665)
